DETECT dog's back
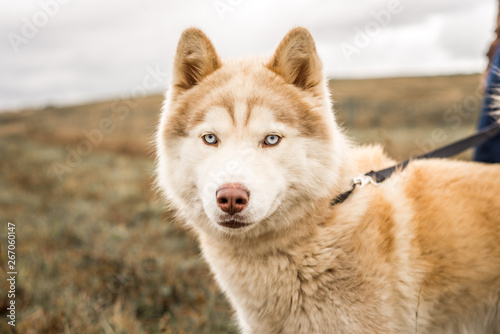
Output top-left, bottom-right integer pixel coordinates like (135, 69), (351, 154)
(335, 154), (500, 333)
(406, 160), (500, 332)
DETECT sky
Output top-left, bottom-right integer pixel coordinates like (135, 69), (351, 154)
(0, 0), (497, 111)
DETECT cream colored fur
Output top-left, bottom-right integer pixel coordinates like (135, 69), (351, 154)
(156, 27), (500, 333)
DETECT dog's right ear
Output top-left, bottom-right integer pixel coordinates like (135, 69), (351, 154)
(173, 28), (221, 92)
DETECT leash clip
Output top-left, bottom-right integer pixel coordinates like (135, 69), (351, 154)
(352, 174), (378, 188)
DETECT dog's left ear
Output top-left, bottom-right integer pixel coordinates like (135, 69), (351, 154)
(267, 27), (323, 91)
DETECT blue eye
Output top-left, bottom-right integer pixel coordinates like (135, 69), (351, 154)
(264, 134), (281, 146)
(203, 134), (218, 145)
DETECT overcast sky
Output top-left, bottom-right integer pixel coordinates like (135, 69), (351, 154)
(0, 0), (496, 111)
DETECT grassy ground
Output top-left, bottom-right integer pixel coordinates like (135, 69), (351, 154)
(0, 74), (483, 333)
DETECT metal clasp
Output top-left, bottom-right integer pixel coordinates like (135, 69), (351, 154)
(352, 174), (379, 188)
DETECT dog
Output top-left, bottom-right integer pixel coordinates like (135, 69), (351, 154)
(155, 27), (500, 333)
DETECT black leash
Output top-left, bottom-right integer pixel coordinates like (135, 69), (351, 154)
(331, 122), (500, 206)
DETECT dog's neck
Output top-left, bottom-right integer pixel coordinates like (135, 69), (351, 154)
(197, 195), (358, 332)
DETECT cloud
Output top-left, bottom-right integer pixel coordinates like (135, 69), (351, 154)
(0, 0), (496, 110)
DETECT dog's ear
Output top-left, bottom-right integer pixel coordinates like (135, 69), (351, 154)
(267, 27), (323, 91)
(173, 28), (221, 92)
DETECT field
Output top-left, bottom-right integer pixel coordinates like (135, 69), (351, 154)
(0, 74), (484, 333)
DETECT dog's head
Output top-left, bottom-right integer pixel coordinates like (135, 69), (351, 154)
(156, 27), (348, 237)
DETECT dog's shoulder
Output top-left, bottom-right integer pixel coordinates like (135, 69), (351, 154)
(350, 144), (396, 174)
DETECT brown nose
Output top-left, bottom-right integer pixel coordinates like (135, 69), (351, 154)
(216, 184), (250, 215)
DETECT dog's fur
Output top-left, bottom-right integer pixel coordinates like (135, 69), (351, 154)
(156, 27), (500, 333)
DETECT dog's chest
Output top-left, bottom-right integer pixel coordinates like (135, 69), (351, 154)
(202, 240), (397, 333)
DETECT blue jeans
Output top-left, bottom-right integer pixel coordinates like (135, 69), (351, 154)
(474, 46), (500, 163)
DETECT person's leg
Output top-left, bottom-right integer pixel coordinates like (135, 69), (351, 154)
(474, 46), (500, 163)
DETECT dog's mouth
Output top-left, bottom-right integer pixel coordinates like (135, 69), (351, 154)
(218, 220), (251, 229)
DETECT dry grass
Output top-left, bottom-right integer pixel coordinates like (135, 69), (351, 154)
(0, 74), (483, 333)
(331, 74), (483, 160)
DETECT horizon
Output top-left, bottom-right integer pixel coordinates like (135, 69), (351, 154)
(0, 72), (483, 114)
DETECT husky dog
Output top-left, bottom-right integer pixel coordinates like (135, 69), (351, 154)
(156, 27), (500, 333)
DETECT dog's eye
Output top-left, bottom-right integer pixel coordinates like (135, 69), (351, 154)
(263, 134), (281, 147)
(203, 134), (218, 146)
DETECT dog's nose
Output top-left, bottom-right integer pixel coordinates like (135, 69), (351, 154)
(216, 184), (250, 215)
